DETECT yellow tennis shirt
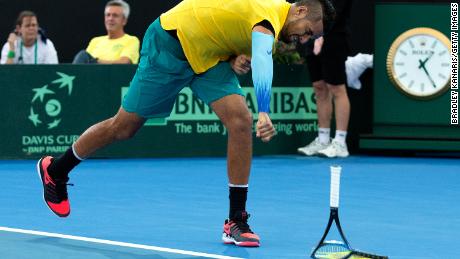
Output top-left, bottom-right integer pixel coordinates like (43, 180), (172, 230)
(86, 34), (140, 64)
(160, 0), (291, 73)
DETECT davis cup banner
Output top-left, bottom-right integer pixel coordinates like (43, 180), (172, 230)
(0, 65), (317, 159)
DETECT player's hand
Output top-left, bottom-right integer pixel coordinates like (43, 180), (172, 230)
(313, 36), (324, 56)
(230, 54), (251, 75)
(256, 112), (276, 142)
(7, 33), (17, 50)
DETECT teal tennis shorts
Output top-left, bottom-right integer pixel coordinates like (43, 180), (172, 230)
(122, 18), (244, 118)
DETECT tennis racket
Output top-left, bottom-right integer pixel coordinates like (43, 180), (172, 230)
(310, 165), (388, 259)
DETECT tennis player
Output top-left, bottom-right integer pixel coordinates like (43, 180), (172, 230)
(37, 0), (333, 247)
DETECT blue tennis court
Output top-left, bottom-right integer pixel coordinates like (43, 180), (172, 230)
(1, 155), (459, 258)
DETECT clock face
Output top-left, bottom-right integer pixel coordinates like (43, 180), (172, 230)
(387, 28), (451, 99)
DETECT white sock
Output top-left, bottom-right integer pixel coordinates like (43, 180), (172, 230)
(318, 128), (331, 145)
(334, 130), (347, 144)
(72, 144), (84, 161)
(228, 183), (249, 188)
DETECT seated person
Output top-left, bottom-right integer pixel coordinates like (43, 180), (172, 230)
(73, 0), (139, 64)
(1, 10), (58, 64)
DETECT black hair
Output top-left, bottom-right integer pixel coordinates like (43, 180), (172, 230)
(296, 0), (336, 34)
(318, 0), (336, 33)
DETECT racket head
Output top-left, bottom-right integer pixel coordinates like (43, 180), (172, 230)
(311, 240), (352, 259)
(311, 240), (389, 259)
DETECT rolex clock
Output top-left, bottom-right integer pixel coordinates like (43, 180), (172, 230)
(361, 3), (460, 152)
(386, 27), (451, 99)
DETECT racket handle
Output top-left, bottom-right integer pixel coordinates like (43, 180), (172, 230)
(330, 165), (342, 208)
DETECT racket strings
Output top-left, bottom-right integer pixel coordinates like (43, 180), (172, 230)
(319, 244), (349, 253)
(313, 242), (352, 259)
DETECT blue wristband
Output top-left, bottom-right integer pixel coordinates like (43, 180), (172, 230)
(251, 31), (274, 113)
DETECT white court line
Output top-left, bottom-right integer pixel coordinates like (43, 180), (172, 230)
(0, 226), (244, 259)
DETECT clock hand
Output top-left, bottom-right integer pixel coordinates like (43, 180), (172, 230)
(418, 52), (434, 69)
(418, 60), (437, 88)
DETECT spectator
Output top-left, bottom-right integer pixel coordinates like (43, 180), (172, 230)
(73, 0), (139, 64)
(1, 10), (58, 64)
(297, 0), (353, 158)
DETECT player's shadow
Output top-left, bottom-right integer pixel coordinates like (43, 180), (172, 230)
(27, 236), (202, 259)
(221, 244), (250, 258)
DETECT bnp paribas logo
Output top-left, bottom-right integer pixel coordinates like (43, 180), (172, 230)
(28, 72), (75, 129)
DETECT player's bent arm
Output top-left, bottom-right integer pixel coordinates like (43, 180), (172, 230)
(251, 25), (274, 113)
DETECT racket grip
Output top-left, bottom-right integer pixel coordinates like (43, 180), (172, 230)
(330, 165), (341, 208)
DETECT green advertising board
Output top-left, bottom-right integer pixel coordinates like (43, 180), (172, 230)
(0, 65), (317, 159)
(360, 2), (460, 151)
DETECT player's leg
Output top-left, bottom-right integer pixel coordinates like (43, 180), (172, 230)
(44, 108), (145, 181)
(72, 108), (145, 158)
(211, 94), (253, 185)
(211, 94), (260, 247)
(37, 107), (146, 217)
(191, 62), (259, 247)
(38, 17), (193, 217)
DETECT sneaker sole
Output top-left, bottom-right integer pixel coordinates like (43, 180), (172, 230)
(317, 152), (349, 158)
(317, 152), (335, 158)
(297, 149), (319, 156)
(222, 233), (260, 247)
(36, 158), (70, 218)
